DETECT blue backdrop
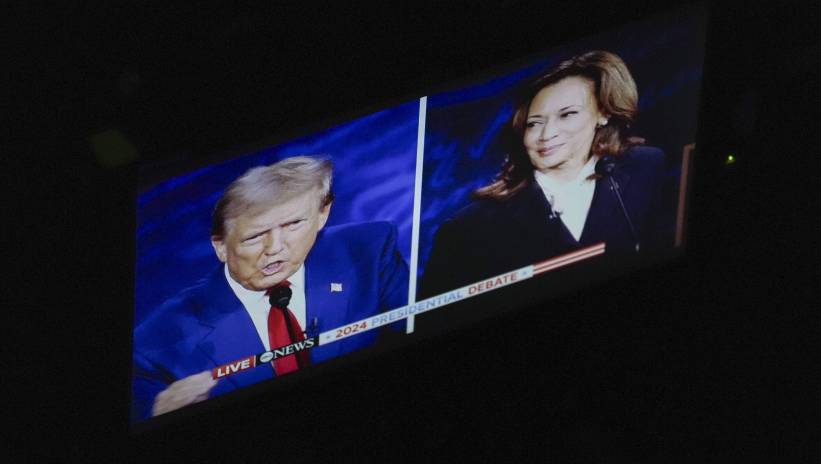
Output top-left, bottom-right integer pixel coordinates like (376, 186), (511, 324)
(135, 102), (419, 325)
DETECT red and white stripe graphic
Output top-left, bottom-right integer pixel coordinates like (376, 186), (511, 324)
(533, 242), (606, 275)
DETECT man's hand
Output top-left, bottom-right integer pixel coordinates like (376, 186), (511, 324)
(152, 371), (218, 417)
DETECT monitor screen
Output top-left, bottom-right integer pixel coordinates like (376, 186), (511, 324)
(132, 4), (706, 428)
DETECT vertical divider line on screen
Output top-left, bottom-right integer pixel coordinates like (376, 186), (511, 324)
(675, 143), (695, 248)
(406, 96), (428, 334)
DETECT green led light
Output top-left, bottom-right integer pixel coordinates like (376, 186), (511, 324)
(725, 153), (736, 165)
(90, 129), (139, 168)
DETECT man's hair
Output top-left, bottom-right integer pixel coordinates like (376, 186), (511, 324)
(211, 156), (334, 239)
(475, 50), (643, 201)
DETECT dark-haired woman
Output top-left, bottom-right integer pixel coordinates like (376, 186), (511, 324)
(420, 51), (673, 298)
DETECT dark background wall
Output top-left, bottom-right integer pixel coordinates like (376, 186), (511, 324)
(4, 1), (819, 461)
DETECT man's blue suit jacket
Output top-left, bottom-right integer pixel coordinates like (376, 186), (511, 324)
(132, 221), (408, 421)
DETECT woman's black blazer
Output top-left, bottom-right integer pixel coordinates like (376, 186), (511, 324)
(420, 145), (674, 298)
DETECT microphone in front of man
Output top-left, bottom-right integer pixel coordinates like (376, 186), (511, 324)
(595, 155), (640, 252)
(268, 284), (292, 309)
(268, 284), (306, 369)
(269, 284), (300, 342)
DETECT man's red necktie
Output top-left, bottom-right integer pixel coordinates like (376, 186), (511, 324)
(266, 281), (309, 375)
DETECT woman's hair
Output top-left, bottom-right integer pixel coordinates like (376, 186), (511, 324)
(475, 50), (643, 200)
(211, 156), (334, 239)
